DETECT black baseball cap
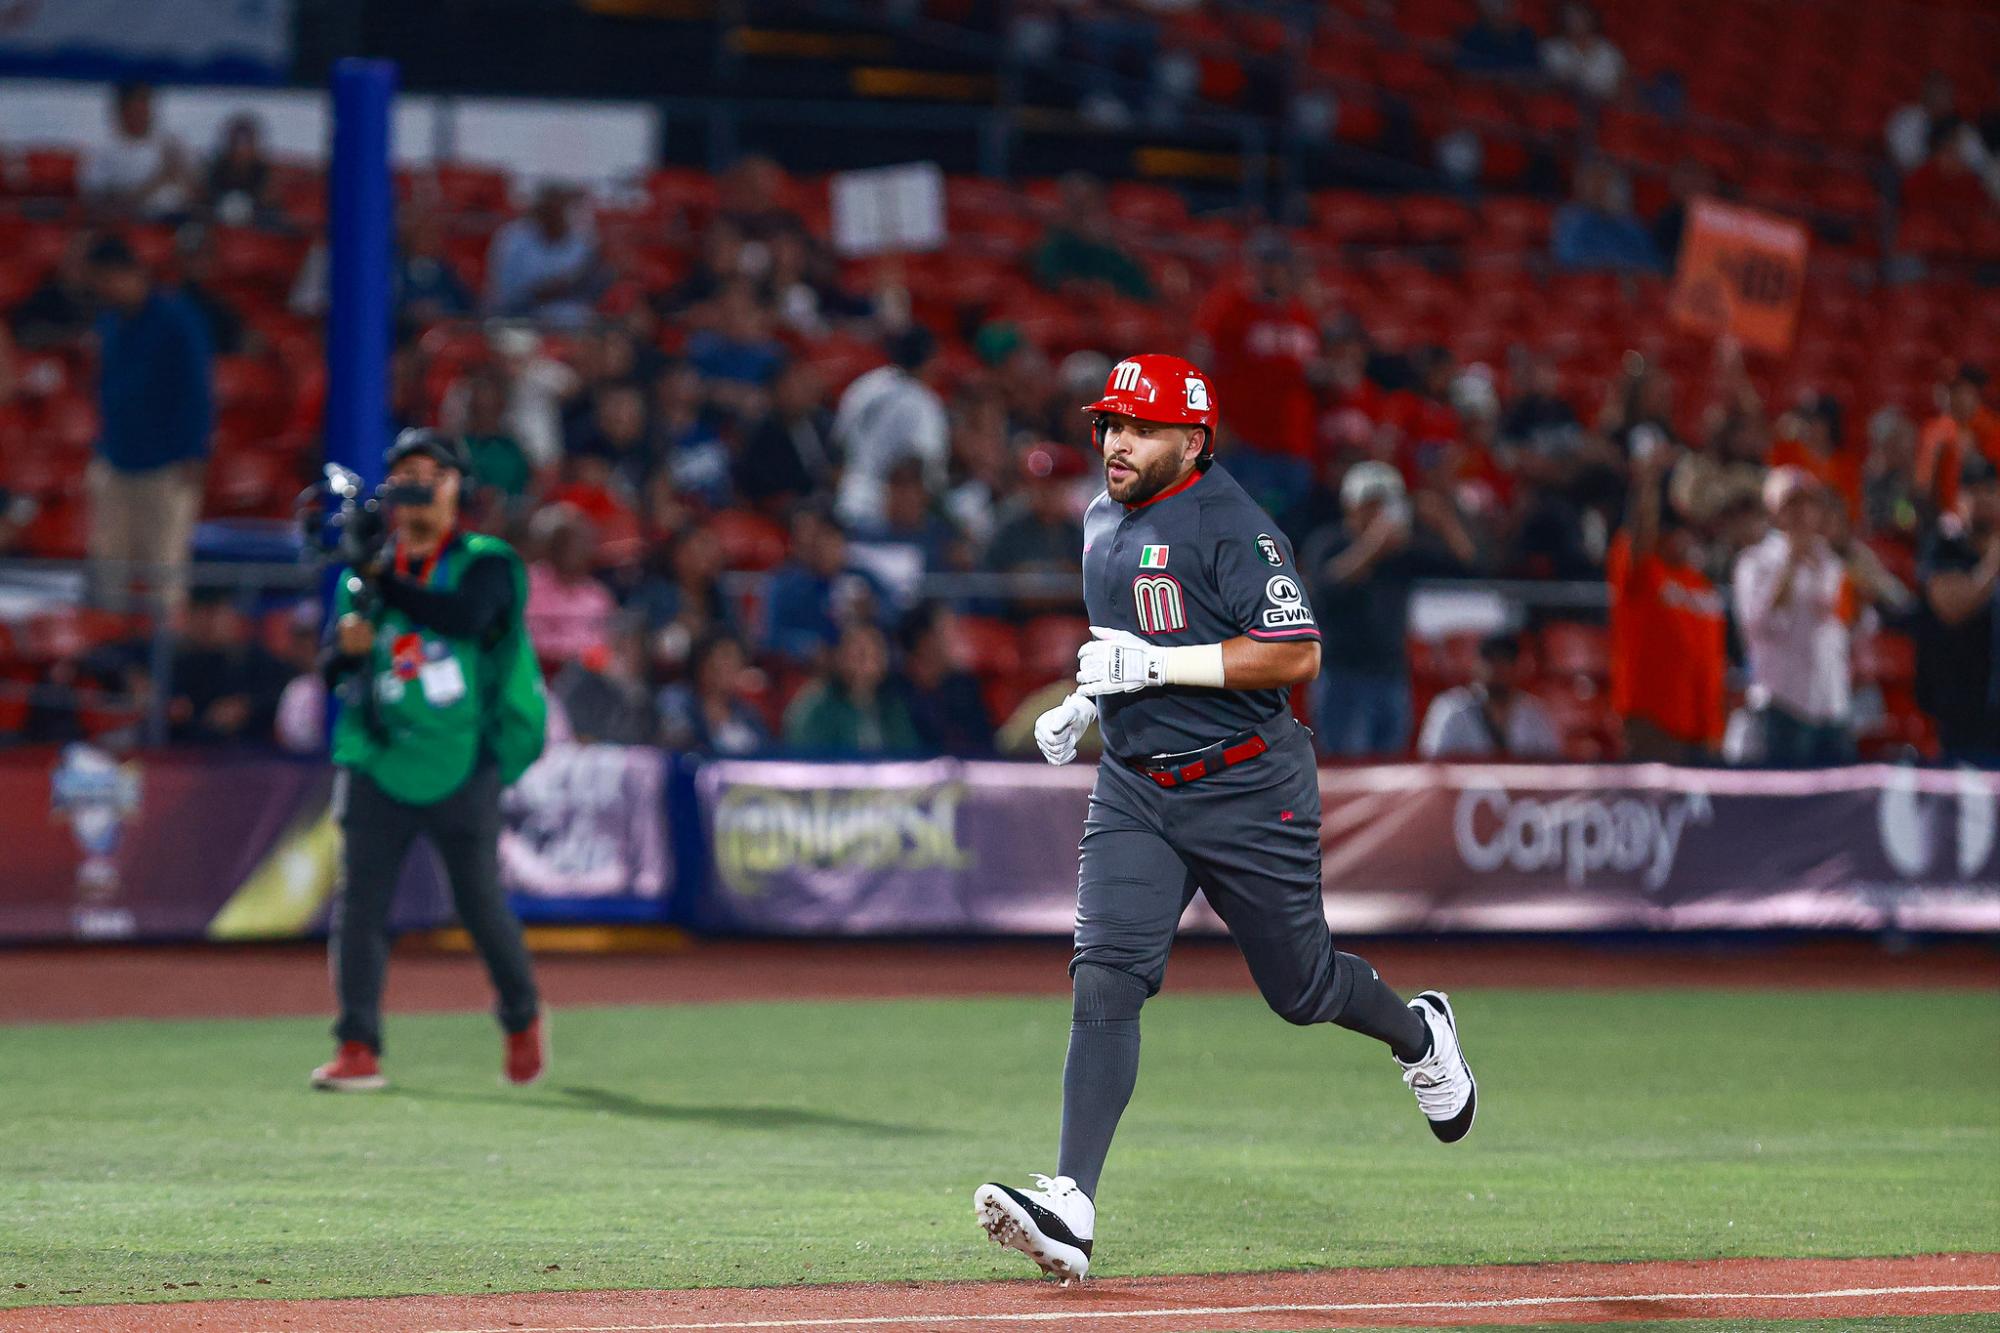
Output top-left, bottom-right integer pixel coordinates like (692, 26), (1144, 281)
(85, 235), (139, 269)
(384, 428), (470, 474)
(886, 324), (936, 371)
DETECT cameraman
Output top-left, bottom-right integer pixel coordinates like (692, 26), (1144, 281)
(310, 429), (550, 1092)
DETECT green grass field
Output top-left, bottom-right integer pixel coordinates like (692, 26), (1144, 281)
(1, 988), (1995, 1309)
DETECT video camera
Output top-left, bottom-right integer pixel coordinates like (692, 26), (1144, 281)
(296, 464), (438, 580)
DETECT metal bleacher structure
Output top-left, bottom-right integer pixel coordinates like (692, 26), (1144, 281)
(0, 0), (1991, 755)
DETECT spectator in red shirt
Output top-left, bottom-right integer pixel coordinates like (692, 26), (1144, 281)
(1608, 444), (1727, 763)
(1899, 126), (1996, 251)
(1191, 230), (1322, 510)
(1916, 364), (2000, 514)
(1382, 345), (1465, 482)
(541, 454), (644, 569)
(1321, 317), (1385, 423)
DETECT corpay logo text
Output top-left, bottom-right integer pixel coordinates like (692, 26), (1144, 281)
(1453, 785), (1714, 889)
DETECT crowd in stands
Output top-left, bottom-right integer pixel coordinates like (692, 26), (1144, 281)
(0, 46), (1997, 768)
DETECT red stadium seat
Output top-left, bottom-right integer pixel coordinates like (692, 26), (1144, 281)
(706, 509), (789, 572)
(801, 332), (888, 396)
(1400, 196), (1475, 247)
(1312, 191), (1402, 246)
(646, 168), (720, 222)
(0, 667), (32, 734)
(1540, 621), (1609, 681)
(948, 615), (1022, 678)
(276, 169), (327, 225)
(213, 356), (287, 418)
(1853, 632), (1917, 690)
(39, 394), (98, 452)
(1107, 182), (1190, 231)
(430, 164), (513, 214)
(1479, 198), (1552, 251)
(13, 149), (78, 198)
(212, 227), (308, 287)
(1021, 615), (1090, 680)
(981, 672), (1044, 729)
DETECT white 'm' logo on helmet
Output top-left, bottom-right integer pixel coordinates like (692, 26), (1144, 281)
(1111, 361), (1143, 394)
(1185, 377), (1210, 412)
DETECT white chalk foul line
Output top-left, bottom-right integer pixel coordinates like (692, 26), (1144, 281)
(413, 1281), (2000, 1333)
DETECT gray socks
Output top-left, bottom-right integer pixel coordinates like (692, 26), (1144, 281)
(1056, 962), (1149, 1199)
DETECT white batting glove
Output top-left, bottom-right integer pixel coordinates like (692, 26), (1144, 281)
(1033, 691), (1097, 765)
(1075, 625), (1165, 698)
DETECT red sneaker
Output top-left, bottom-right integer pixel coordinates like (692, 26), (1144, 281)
(504, 1014), (548, 1086)
(311, 1041), (386, 1092)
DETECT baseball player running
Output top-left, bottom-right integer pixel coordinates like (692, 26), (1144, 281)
(974, 354), (1477, 1281)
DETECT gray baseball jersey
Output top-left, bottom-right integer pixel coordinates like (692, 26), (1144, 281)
(1081, 462), (1319, 759)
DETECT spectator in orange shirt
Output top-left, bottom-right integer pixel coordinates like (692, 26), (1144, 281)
(1607, 442), (1727, 763)
(1916, 364), (2000, 514)
(1190, 231), (1323, 510)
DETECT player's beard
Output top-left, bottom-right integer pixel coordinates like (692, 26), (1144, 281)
(1106, 449), (1189, 505)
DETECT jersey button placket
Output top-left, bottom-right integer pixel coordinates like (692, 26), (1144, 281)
(1110, 527), (1127, 610)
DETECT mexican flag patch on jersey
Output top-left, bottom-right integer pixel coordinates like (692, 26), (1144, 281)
(1139, 544), (1168, 569)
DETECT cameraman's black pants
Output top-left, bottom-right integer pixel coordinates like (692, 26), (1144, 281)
(331, 763), (540, 1053)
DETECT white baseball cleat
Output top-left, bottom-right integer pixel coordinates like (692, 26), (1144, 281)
(1397, 990), (1477, 1143)
(973, 1173), (1095, 1282)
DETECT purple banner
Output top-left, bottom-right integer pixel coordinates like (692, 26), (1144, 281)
(0, 741), (673, 943)
(0, 745), (445, 943)
(691, 760), (2000, 934)
(500, 743), (671, 903)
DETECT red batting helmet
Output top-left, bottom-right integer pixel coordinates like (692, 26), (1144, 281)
(1084, 353), (1220, 469)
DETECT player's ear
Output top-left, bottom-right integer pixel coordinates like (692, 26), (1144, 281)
(1187, 426), (1210, 466)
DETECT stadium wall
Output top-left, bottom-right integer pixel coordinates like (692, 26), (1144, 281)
(6, 745), (2000, 944)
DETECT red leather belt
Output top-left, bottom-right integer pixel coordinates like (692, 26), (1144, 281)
(1126, 732), (1270, 788)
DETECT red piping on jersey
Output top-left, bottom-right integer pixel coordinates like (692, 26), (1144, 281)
(1122, 466), (1203, 511)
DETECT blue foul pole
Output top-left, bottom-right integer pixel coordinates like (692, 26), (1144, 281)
(324, 58), (397, 495)
(321, 59), (396, 746)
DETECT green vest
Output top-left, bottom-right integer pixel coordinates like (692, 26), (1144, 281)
(331, 532), (548, 804)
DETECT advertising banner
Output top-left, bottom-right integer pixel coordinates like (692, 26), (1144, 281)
(0, 742), (674, 943)
(693, 759), (1085, 933)
(691, 760), (2000, 935)
(500, 743), (672, 915)
(0, 745), (445, 943)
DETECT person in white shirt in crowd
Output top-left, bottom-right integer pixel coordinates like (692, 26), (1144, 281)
(439, 325), (578, 468)
(82, 83), (195, 220)
(1885, 73), (1968, 175)
(485, 182), (605, 327)
(1731, 466), (1854, 768)
(1540, 1), (1624, 101)
(1417, 633), (1563, 760)
(832, 324), (949, 528)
